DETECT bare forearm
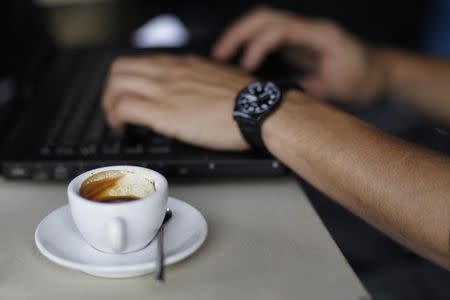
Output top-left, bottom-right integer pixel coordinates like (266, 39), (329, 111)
(263, 91), (450, 269)
(376, 49), (450, 122)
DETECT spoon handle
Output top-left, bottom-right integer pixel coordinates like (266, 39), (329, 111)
(155, 225), (166, 284)
(155, 208), (172, 285)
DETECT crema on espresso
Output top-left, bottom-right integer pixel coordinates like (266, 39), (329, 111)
(79, 170), (156, 202)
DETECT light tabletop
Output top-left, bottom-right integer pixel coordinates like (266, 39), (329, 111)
(0, 176), (369, 300)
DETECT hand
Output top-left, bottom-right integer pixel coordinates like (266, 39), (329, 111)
(102, 55), (254, 151)
(212, 7), (385, 104)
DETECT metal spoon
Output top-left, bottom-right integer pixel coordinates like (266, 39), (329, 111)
(155, 208), (173, 285)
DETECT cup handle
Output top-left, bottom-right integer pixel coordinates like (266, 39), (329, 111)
(107, 217), (126, 253)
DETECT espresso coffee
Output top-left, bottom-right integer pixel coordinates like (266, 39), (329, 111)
(79, 170), (156, 202)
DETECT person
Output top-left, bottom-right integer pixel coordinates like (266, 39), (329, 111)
(101, 7), (450, 270)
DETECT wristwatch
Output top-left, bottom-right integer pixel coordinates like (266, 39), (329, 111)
(233, 80), (301, 151)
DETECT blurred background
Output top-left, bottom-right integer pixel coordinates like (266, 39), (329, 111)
(6, 0), (450, 136)
(8, 0), (431, 48)
(3, 0), (450, 299)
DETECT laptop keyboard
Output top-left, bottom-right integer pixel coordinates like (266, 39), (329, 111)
(40, 51), (173, 158)
(1, 48), (288, 180)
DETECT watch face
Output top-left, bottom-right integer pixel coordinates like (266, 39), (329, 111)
(236, 81), (281, 115)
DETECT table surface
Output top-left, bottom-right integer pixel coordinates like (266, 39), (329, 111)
(0, 176), (369, 300)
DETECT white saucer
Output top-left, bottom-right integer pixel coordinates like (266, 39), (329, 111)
(35, 197), (207, 278)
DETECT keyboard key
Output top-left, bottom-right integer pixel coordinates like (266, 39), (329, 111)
(102, 142), (121, 155)
(39, 146), (51, 156)
(150, 135), (172, 145)
(32, 168), (50, 180)
(53, 165), (70, 180)
(7, 166), (30, 178)
(79, 144), (97, 156)
(123, 143), (144, 155)
(55, 146), (74, 156)
(147, 145), (171, 154)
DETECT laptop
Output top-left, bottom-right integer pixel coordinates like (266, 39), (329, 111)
(0, 11), (294, 181)
(0, 2), (304, 180)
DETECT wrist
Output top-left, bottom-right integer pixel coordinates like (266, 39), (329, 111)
(261, 90), (316, 155)
(354, 47), (387, 104)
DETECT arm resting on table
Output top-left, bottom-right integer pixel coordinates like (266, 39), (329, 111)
(263, 91), (450, 269)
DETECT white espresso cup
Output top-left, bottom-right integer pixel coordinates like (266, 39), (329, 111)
(68, 165), (168, 254)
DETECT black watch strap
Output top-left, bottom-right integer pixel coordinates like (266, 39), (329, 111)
(276, 80), (304, 92)
(238, 120), (265, 150)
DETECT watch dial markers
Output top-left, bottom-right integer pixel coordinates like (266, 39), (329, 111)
(237, 81), (281, 115)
